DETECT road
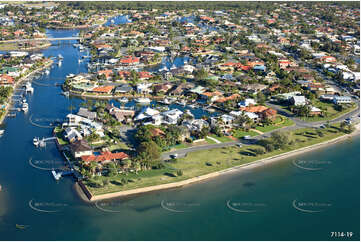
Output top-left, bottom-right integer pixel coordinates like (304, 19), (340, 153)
(162, 105), (360, 160)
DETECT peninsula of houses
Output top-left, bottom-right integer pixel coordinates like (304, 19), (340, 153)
(0, 1), (359, 200)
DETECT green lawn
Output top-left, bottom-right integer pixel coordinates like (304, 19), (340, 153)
(53, 127), (69, 145)
(255, 116), (294, 133)
(232, 129), (259, 139)
(300, 102), (357, 122)
(86, 122), (353, 196)
(209, 134), (233, 143)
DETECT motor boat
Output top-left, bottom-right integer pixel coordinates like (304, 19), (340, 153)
(21, 102), (28, 112)
(119, 97), (129, 103)
(135, 97), (151, 103)
(58, 54), (63, 59)
(62, 91), (69, 97)
(33, 137), (40, 146)
(0, 130), (4, 136)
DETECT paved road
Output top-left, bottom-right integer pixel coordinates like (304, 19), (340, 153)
(162, 105), (360, 160)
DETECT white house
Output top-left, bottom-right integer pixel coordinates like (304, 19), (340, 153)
(333, 96), (352, 105)
(136, 83), (153, 94)
(161, 109), (183, 124)
(291, 96), (307, 106)
(238, 98), (256, 107)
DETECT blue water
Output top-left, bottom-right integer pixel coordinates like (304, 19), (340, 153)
(0, 28), (359, 241)
(105, 15), (131, 26)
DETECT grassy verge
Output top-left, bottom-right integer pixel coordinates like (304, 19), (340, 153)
(85, 123), (353, 195)
(208, 134), (233, 143)
(300, 103), (357, 122)
(53, 127), (69, 145)
(255, 115), (294, 133)
(232, 129), (259, 139)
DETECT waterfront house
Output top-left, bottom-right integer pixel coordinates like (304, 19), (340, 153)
(333, 96), (352, 105)
(239, 105), (277, 122)
(210, 114), (235, 134)
(114, 84), (133, 94)
(81, 151), (129, 166)
(0, 74), (14, 86)
(161, 109), (183, 125)
(136, 83), (152, 94)
(64, 127), (82, 143)
(291, 96), (307, 106)
(70, 139), (93, 158)
(77, 107), (97, 120)
(91, 85), (114, 94)
(238, 98), (256, 107)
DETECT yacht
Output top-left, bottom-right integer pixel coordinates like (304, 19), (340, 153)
(45, 69), (50, 75)
(119, 97), (129, 103)
(21, 102), (28, 112)
(0, 130), (4, 136)
(135, 97), (151, 103)
(33, 137), (40, 146)
(58, 54), (63, 59)
(58, 61), (62, 67)
(159, 98), (171, 105)
(52, 169), (61, 180)
(62, 91), (69, 97)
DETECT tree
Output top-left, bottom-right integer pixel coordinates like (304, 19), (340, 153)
(254, 147), (266, 155)
(136, 141), (161, 167)
(270, 131), (290, 149)
(194, 67), (208, 82)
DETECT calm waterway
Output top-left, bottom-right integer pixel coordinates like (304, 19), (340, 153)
(0, 29), (359, 241)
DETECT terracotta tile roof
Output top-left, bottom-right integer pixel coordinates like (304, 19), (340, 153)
(120, 56), (140, 64)
(92, 85), (114, 93)
(81, 151), (128, 163)
(202, 91), (223, 97)
(240, 105), (269, 113)
(0, 74), (14, 85)
(215, 94), (240, 103)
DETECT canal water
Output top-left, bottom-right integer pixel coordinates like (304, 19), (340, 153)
(0, 29), (359, 240)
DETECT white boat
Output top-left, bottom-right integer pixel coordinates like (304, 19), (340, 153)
(45, 69), (50, 75)
(33, 137), (39, 146)
(170, 64), (177, 70)
(135, 97), (151, 103)
(52, 169), (61, 180)
(58, 61), (62, 67)
(119, 97), (128, 103)
(62, 91), (69, 97)
(22, 102), (28, 112)
(0, 130), (4, 136)
(58, 54), (63, 59)
(177, 100), (187, 106)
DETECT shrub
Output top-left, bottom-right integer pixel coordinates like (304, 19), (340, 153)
(176, 169), (183, 176)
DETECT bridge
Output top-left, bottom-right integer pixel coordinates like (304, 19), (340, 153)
(0, 37), (82, 43)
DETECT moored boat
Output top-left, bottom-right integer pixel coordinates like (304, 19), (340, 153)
(135, 97), (151, 103)
(118, 97), (129, 103)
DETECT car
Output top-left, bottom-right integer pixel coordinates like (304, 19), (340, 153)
(170, 154), (178, 159)
(236, 143), (242, 147)
(243, 135), (251, 140)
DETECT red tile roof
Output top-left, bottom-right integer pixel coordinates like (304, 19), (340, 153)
(82, 151), (128, 163)
(92, 86), (114, 93)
